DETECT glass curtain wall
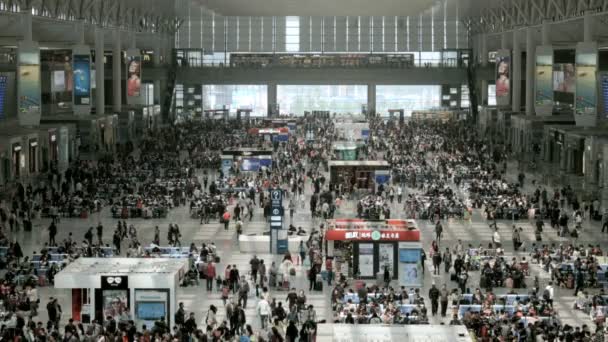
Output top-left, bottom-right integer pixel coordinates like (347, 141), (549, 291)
(277, 85), (367, 115)
(375, 85), (441, 116)
(202, 84), (268, 116)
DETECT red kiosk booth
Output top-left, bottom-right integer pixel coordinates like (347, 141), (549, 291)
(325, 219), (422, 285)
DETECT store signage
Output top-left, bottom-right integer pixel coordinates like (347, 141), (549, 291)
(325, 229), (420, 242)
(101, 275), (129, 289)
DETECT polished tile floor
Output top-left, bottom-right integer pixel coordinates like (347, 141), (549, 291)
(12, 161), (608, 340)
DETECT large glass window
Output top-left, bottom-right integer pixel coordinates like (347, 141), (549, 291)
(203, 84), (268, 116)
(376, 85), (441, 116)
(277, 85), (367, 115)
(285, 17), (300, 52)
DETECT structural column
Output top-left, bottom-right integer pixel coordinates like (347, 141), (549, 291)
(525, 27), (535, 115)
(541, 21), (551, 46)
(512, 30), (522, 112)
(584, 11), (593, 42)
(154, 37), (162, 106)
(95, 28), (105, 115)
(480, 34), (488, 106)
(501, 32), (509, 50)
(113, 30), (122, 112)
(367, 84), (376, 116)
(17, 9), (41, 127)
(22, 8), (32, 42)
(267, 83), (277, 117)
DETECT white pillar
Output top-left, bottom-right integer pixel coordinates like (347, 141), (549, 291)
(512, 30), (522, 112)
(480, 34), (488, 67)
(541, 21), (551, 46)
(525, 27), (535, 116)
(583, 12), (593, 42)
(113, 30), (122, 112)
(153, 38), (161, 105)
(95, 28), (105, 116)
(368, 84), (376, 116)
(78, 20), (86, 45)
(130, 32), (137, 50)
(267, 83), (277, 117)
(501, 32), (509, 50)
(22, 10), (32, 42)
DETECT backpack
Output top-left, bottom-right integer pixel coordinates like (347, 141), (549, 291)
(542, 289), (550, 300)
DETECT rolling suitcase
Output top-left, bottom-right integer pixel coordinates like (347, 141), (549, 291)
(535, 231), (542, 241)
(314, 281), (323, 291)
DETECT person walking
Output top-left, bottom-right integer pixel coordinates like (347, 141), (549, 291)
(289, 199), (296, 223)
(256, 297), (271, 329)
(250, 255), (260, 284)
(432, 252), (442, 275)
(440, 285), (449, 317)
(206, 261), (216, 292)
(442, 248), (452, 274)
(543, 282), (554, 307)
(383, 266), (391, 288)
(512, 225), (521, 251)
(238, 278), (250, 308)
(492, 228), (502, 249)
(48, 221), (57, 246)
(96, 223), (104, 245)
(435, 221), (443, 244)
(574, 268), (585, 296)
(428, 283), (440, 316)
(222, 210), (231, 230)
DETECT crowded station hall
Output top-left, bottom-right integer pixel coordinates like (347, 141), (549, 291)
(2, 0), (608, 341)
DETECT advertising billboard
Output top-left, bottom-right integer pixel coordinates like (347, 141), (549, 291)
(52, 70), (65, 92)
(535, 53), (553, 106)
(18, 65), (40, 115)
(553, 64), (575, 93)
(127, 55), (142, 98)
(495, 50), (511, 106)
(73, 55), (91, 105)
(575, 52), (597, 116)
(240, 157), (260, 172)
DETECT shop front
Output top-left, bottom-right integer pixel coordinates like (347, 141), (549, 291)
(55, 258), (188, 328)
(325, 219), (423, 287)
(328, 160), (390, 193)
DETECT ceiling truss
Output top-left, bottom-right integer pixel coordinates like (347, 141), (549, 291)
(0, 0), (182, 35)
(464, 0), (607, 35)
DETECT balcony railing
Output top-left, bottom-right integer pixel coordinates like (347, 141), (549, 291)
(173, 49), (471, 70)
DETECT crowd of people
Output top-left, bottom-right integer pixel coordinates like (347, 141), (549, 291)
(0, 114), (605, 342)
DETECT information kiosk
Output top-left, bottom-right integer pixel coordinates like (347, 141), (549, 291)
(54, 258), (188, 329)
